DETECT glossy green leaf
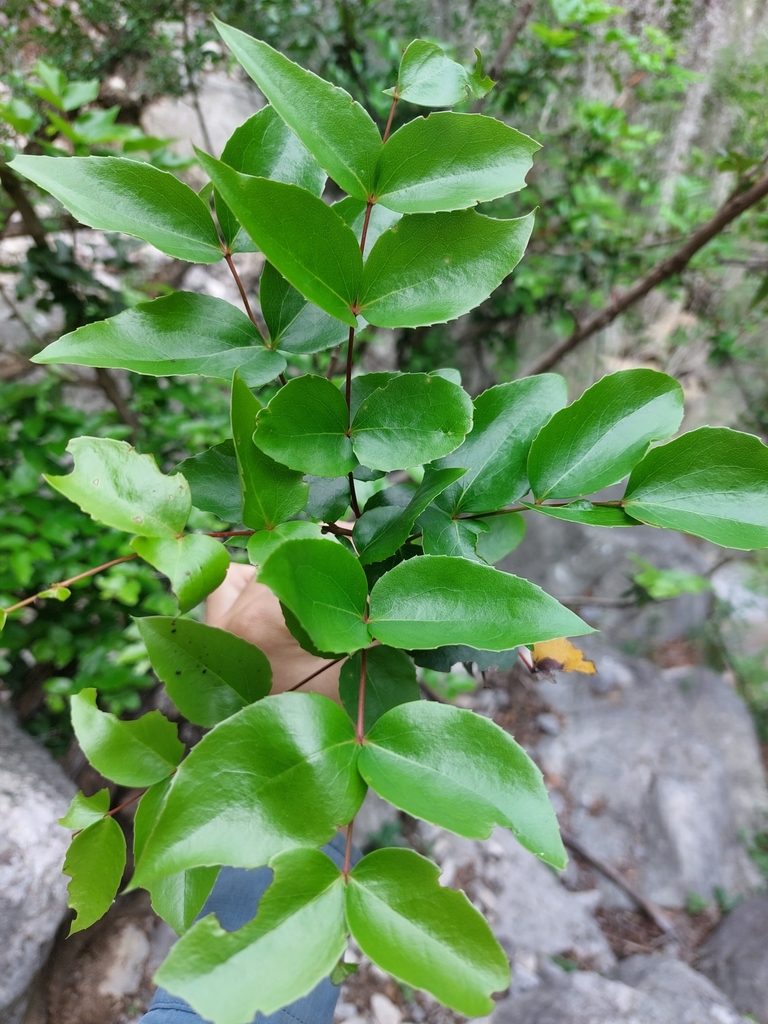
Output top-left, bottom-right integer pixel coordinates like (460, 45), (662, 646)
(434, 376), (568, 514)
(522, 501), (640, 527)
(134, 780), (219, 935)
(32, 293), (285, 386)
(156, 849), (345, 1024)
(369, 555), (593, 650)
(137, 617), (272, 727)
(384, 40), (494, 107)
(279, 602), (343, 660)
(418, 506), (488, 561)
(528, 369), (684, 500)
(623, 426), (768, 549)
(70, 688), (183, 787)
(9, 154), (222, 263)
(246, 521), (323, 571)
(353, 467), (465, 564)
(64, 817), (126, 935)
(217, 106), (326, 253)
(215, 19), (381, 200)
(359, 209), (534, 328)
(334, 197), (402, 257)
(45, 437), (190, 538)
(131, 534), (229, 613)
(260, 262), (348, 355)
(476, 513), (526, 564)
(360, 701), (566, 867)
(259, 539), (369, 654)
(59, 788), (110, 830)
(351, 374), (473, 471)
(253, 375), (354, 478)
(131, 693), (365, 885)
(178, 441), (243, 523)
(346, 848), (509, 1017)
(375, 113), (539, 214)
(339, 646), (419, 732)
(232, 373), (308, 529)
(349, 372), (400, 419)
(305, 475), (351, 522)
(197, 151), (361, 327)
(411, 645), (519, 673)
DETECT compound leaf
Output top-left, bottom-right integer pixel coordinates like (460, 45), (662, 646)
(215, 19), (381, 199)
(260, 261), (348, 355)
(359, 701), (566, 867)
(33, 292), (285, 387)
(623, 426), (768, 549)
(418, 506), (488, 562)
(528, 369), (684, 500)
(70, 687), (183, 787)
(259, 539), (369, 654)
(359, 209), (534, 328)
(137, 617), (272, 728)
(130, 693), (364, 886)
(45, 437), (190, 538)
(346, 848), (509, 1017)
(9, 154), (222, 263)
(64, 817), (126, 934)
(368, 555), (592, 650)
(131, 534), (229, 613)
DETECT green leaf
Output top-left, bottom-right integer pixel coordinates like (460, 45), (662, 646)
(629, 556), (711, 600)
(260, 262), (348, 355)
(369, 555), (593, 650)
(131, 534), (229, 613)
(134, 781), (219, 934)
(32, 293), (285, 387)
(330, 961), (358, 985)
(350, 372), (401, 419)
(156, 849), (346, 1024)
(353, 467), (465, 564)
(334, 197), (402, 257)
(130, 693), (365, 885)
(476, 513), (526, 564)
(178, 441), (243, 523)
(418, 506), (488, 561)
(253, 375), (354, 478)
(246, 520), (323, 571)
(259, 539), (369, 654)
(198, 150), (360, 327)
(359, 210), (535, 328)
(0, 97), (41, 134)
(339, 646), (419, 732)
(522, 501), (640, 527)
(433, 376), (568, 514)
(280, 602), (343, 660)
(137, 617), (272, 728)
(231, 373), (309, 529)
(375, 113), (539, 214)
(352, 374), (473, 471)
(216, 106), (326, 253)
(59, 788), (110, 830)
(214, 19), (381, 200)
(305, 475), (351, 521)
(45, 437), (190, 538)
(64, 817), (126, 934)
(528, 369), (684, 501)
(360, 701), (566, 867)
(70, 688), (183, 787)
(384, 40), (494, 107)
(8, 155), (222, 263)
(346, 848), (509, 1017)
(623, 426), (768, 549)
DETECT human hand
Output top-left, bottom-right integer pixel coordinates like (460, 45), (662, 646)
(205, 562), (342, 699)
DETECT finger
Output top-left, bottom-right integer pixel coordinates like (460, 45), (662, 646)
(205, 562), (255, 625)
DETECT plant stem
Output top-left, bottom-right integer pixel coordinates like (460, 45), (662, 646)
(344, 324), (356, 412)
(342, 817), (355, 879)
(224, 253), (266, 341)
(348, 472), (361, 518)
(206, 529), (255, 538)
(287, 657), (346, 692)
(355, 647), (367, 743)
(457, 499), (625, 520)
(1, 553), (139, 615)
(106, 788), (146, 818)
(382, 94), (398, 143)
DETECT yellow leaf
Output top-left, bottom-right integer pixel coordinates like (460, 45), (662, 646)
(532, 638), (596, 675)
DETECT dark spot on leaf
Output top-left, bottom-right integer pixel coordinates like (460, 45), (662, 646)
(175, 670), (181, 675)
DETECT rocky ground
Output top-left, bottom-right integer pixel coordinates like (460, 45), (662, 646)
(2, 511), (767, 1024)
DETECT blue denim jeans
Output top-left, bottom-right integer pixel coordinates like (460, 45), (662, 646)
(140, 833), (355, 1024)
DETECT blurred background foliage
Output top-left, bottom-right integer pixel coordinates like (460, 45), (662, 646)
(0, 0), (767, 749)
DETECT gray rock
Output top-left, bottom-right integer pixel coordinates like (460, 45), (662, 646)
(494, 955), (745, 1024)
(422, 825), (616, 974)
(0, 710), (75, 1021)
(535, 651), (768, 909)
(698, 894), (768, 1023)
